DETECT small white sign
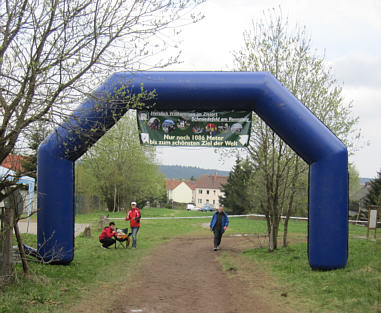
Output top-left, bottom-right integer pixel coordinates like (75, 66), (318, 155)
(369, 209), (378, 229)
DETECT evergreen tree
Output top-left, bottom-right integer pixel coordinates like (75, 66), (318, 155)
(365, 170), (381, 207)
(22, 122), (50, 178)
(220, 158), (252, 214)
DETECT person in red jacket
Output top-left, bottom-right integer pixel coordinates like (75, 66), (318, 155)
(126, 202), (141, 248)
(99, 222), (117, 249)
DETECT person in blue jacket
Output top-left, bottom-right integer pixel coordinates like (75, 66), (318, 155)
(210, 205), (229, 251)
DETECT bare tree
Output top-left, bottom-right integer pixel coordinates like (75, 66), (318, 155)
(0, 0), (203, 279)
(0, 0), (203, 179)
(233, 9), (360, 251)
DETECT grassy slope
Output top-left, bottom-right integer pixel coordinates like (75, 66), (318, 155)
(1, 208), (379, 313)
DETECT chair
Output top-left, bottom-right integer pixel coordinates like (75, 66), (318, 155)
(115, 228), (130, 248)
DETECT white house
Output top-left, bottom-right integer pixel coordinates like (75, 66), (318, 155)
(193, 174), (227, 208)
(166, 179), (195, 204)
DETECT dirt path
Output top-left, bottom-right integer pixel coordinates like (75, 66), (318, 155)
(104, 235), (291, 313)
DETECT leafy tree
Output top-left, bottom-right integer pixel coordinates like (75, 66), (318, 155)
(365, 170), (381, 207)
(233, 9), (360, 250)
(348, 163), (361, 196)
(220, 157), (252, 214)
(76, 114), (166, 212)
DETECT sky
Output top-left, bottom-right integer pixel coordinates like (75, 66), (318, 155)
(155, 0), (381, 178)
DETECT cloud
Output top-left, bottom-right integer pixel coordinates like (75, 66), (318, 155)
(333, 55), (381, 88)
(158, 0), (381, 177)
(343, 86), (381, 177)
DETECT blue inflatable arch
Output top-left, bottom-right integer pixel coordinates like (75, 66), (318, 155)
(37, 72), (348, 269)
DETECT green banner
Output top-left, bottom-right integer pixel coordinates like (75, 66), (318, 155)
(137, 111), (251, 147)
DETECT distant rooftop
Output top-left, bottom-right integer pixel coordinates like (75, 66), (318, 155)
(166, 179), (196, 190)
(1, 154), (24, 172)
(194, 174), (228, 189)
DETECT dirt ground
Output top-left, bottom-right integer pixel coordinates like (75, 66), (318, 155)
(87, 234), (297, 313)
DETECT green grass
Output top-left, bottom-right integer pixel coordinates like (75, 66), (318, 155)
(229, 217), (307, 234)
(243, 239), (381, 313)
(0, 208), (207, 313)
(1, 208), (377, 313)
(230, 218), (366, 236)
(74, 207), (214, 223)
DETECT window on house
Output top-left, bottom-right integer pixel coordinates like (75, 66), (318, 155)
(207, 190), (210, 195)
(206, 199), (209, 203)
(213, 200), (215, 204)
(198, 190), (202, 194)
(198, 199), (202, 204)
(213, 190), (216, 195)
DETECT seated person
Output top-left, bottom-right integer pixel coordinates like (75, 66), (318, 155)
(99, 222), (117, 249)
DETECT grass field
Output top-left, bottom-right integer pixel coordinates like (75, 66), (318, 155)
(1, 208), (379, 313)
(1, 208), (207, 313)
(243, 239), (381, 313)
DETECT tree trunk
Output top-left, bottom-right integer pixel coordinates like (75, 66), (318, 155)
(268, 212), (280, 251)
(268, 223), (275, 252)
(14, 222), (29, 275)
(106, 198), (114, 212)
(283, 157), (299, 247)
(265, 216), (271, 238)
(113, 184), (117, 212)
(0, 207), (15, 282)
(283, 195), (294, 247)
(273, 215), (280, 250)
(261, 202), (271, 239)
(283, 215), (290, 247)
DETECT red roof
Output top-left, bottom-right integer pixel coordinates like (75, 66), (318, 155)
(1, 154), (24, 172)
(187, 181), (196, 190)
(194, 174), (227, 189)
(166, 179), (196, 190)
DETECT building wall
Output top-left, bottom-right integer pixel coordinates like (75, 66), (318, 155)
(167, 189), (173, 202)
(0, 190), (36, 214)
(170, 182), (193, 204)
(194, 188), (224, 208)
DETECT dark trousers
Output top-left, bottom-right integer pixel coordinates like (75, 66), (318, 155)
(100, 238), (115, 248)
(213, 229), (223, 248)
